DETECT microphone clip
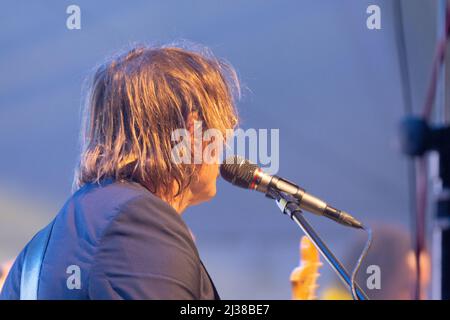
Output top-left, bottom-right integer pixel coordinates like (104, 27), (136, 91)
(267, 188), (303, 220)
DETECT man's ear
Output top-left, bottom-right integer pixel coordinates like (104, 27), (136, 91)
(186, 111), (200, 135)
(186, 111), (204, 165)
(186, 111), (203, 149)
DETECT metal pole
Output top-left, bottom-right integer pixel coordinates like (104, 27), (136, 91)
(275, 194), (369, 300)
(431, 0), (450, 300)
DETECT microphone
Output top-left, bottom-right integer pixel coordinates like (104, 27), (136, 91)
(220, 156), (363, 229)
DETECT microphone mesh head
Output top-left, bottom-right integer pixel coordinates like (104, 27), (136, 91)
(220, 156), (259, 189)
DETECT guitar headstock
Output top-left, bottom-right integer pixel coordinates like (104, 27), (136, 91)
(290, 236), (322, 300)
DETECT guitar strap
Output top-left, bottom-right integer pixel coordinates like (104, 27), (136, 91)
(20, 220), (55, 300)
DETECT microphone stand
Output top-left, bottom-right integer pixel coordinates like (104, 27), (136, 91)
(267, 188), (369, 300)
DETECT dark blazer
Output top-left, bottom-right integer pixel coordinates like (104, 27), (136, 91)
(0, 179), (219, 299)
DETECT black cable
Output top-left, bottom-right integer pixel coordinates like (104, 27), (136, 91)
(351, 225), (373, 300)
(394, 0), (413, 115)
(392, 0), (422, 300)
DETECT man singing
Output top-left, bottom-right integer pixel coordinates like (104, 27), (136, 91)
(0, 44), (239, 299)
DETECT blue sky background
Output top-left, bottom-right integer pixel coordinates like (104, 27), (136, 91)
(0, 0), (439, 298)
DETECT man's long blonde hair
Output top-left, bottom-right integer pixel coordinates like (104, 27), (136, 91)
(73, 44), (240, 199)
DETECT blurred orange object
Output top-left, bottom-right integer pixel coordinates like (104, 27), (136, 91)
(0, 260), (13, 292)
(290, 236), (322, 300)
(321, 287), (352, 300)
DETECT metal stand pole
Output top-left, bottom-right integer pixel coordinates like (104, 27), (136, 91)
(272, 190), (369, 300)
(431, 127), (450, 299)
(431, 0), (450, 300)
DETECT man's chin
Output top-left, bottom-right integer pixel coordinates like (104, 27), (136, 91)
(192, 188), (217, 206)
